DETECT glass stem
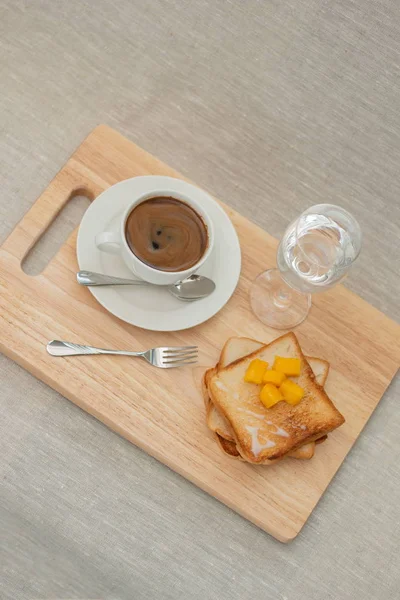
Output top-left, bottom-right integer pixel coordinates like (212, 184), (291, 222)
(272, 286), (293, 309)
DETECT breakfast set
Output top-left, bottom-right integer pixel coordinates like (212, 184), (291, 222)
(1, 125), (397, 541)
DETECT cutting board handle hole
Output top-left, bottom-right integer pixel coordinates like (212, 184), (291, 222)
(21, 193), (91, 276)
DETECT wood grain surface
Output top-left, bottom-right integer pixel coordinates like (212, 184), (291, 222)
(0, 125), (398, 542)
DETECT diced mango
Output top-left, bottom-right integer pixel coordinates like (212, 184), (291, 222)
(280, 379), (304, 405)
(244, 359), (269, 384)
(273, 356), (301, 376)
(262, 369), (286, 386)
(259, 383), (283, 409)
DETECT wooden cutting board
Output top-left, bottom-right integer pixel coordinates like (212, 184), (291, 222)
(1, 125), (399, 542)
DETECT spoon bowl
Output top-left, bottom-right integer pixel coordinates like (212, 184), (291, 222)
(171, 274), (216, 300)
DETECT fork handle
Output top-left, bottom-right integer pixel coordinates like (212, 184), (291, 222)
(77, 271), (147, 286)
(47, 340), (142, 357)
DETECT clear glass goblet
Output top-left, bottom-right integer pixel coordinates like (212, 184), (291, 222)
(250, 204), (362, 329)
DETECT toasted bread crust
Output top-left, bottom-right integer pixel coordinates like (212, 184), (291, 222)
(217, 337), (265, 370)
(289, 442), (315, 460)
(217, 433), (318, 461)
(216, 435), (242, 458)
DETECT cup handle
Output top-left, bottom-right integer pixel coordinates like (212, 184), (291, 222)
(95, 232), (121, 255)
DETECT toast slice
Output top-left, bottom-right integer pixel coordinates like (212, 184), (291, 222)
(209, 333), (344, 464)
(205, 337), (329, 460)
(207, 338), (329, 440)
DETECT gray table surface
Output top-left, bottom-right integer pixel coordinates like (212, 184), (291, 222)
(1, 1), (400, 599)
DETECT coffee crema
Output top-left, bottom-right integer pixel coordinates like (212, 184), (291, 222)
(125, 197), (208, 272)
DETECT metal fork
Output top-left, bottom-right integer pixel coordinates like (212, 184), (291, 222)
(46, 340), (198, 368)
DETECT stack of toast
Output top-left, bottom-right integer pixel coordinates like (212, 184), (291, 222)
(203, 332), (344, 464)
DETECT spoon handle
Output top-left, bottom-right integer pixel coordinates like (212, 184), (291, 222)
(77, 271), (148, 286)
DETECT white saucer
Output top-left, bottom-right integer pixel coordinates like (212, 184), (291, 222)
(76, 176), (241, 331)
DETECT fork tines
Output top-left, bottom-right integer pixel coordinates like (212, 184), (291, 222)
(162, 346), (198, 368)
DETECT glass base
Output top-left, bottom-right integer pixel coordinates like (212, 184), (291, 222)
(250, 269), (311, 329)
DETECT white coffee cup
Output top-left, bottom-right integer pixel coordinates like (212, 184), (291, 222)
(95, 187), (214, 285)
